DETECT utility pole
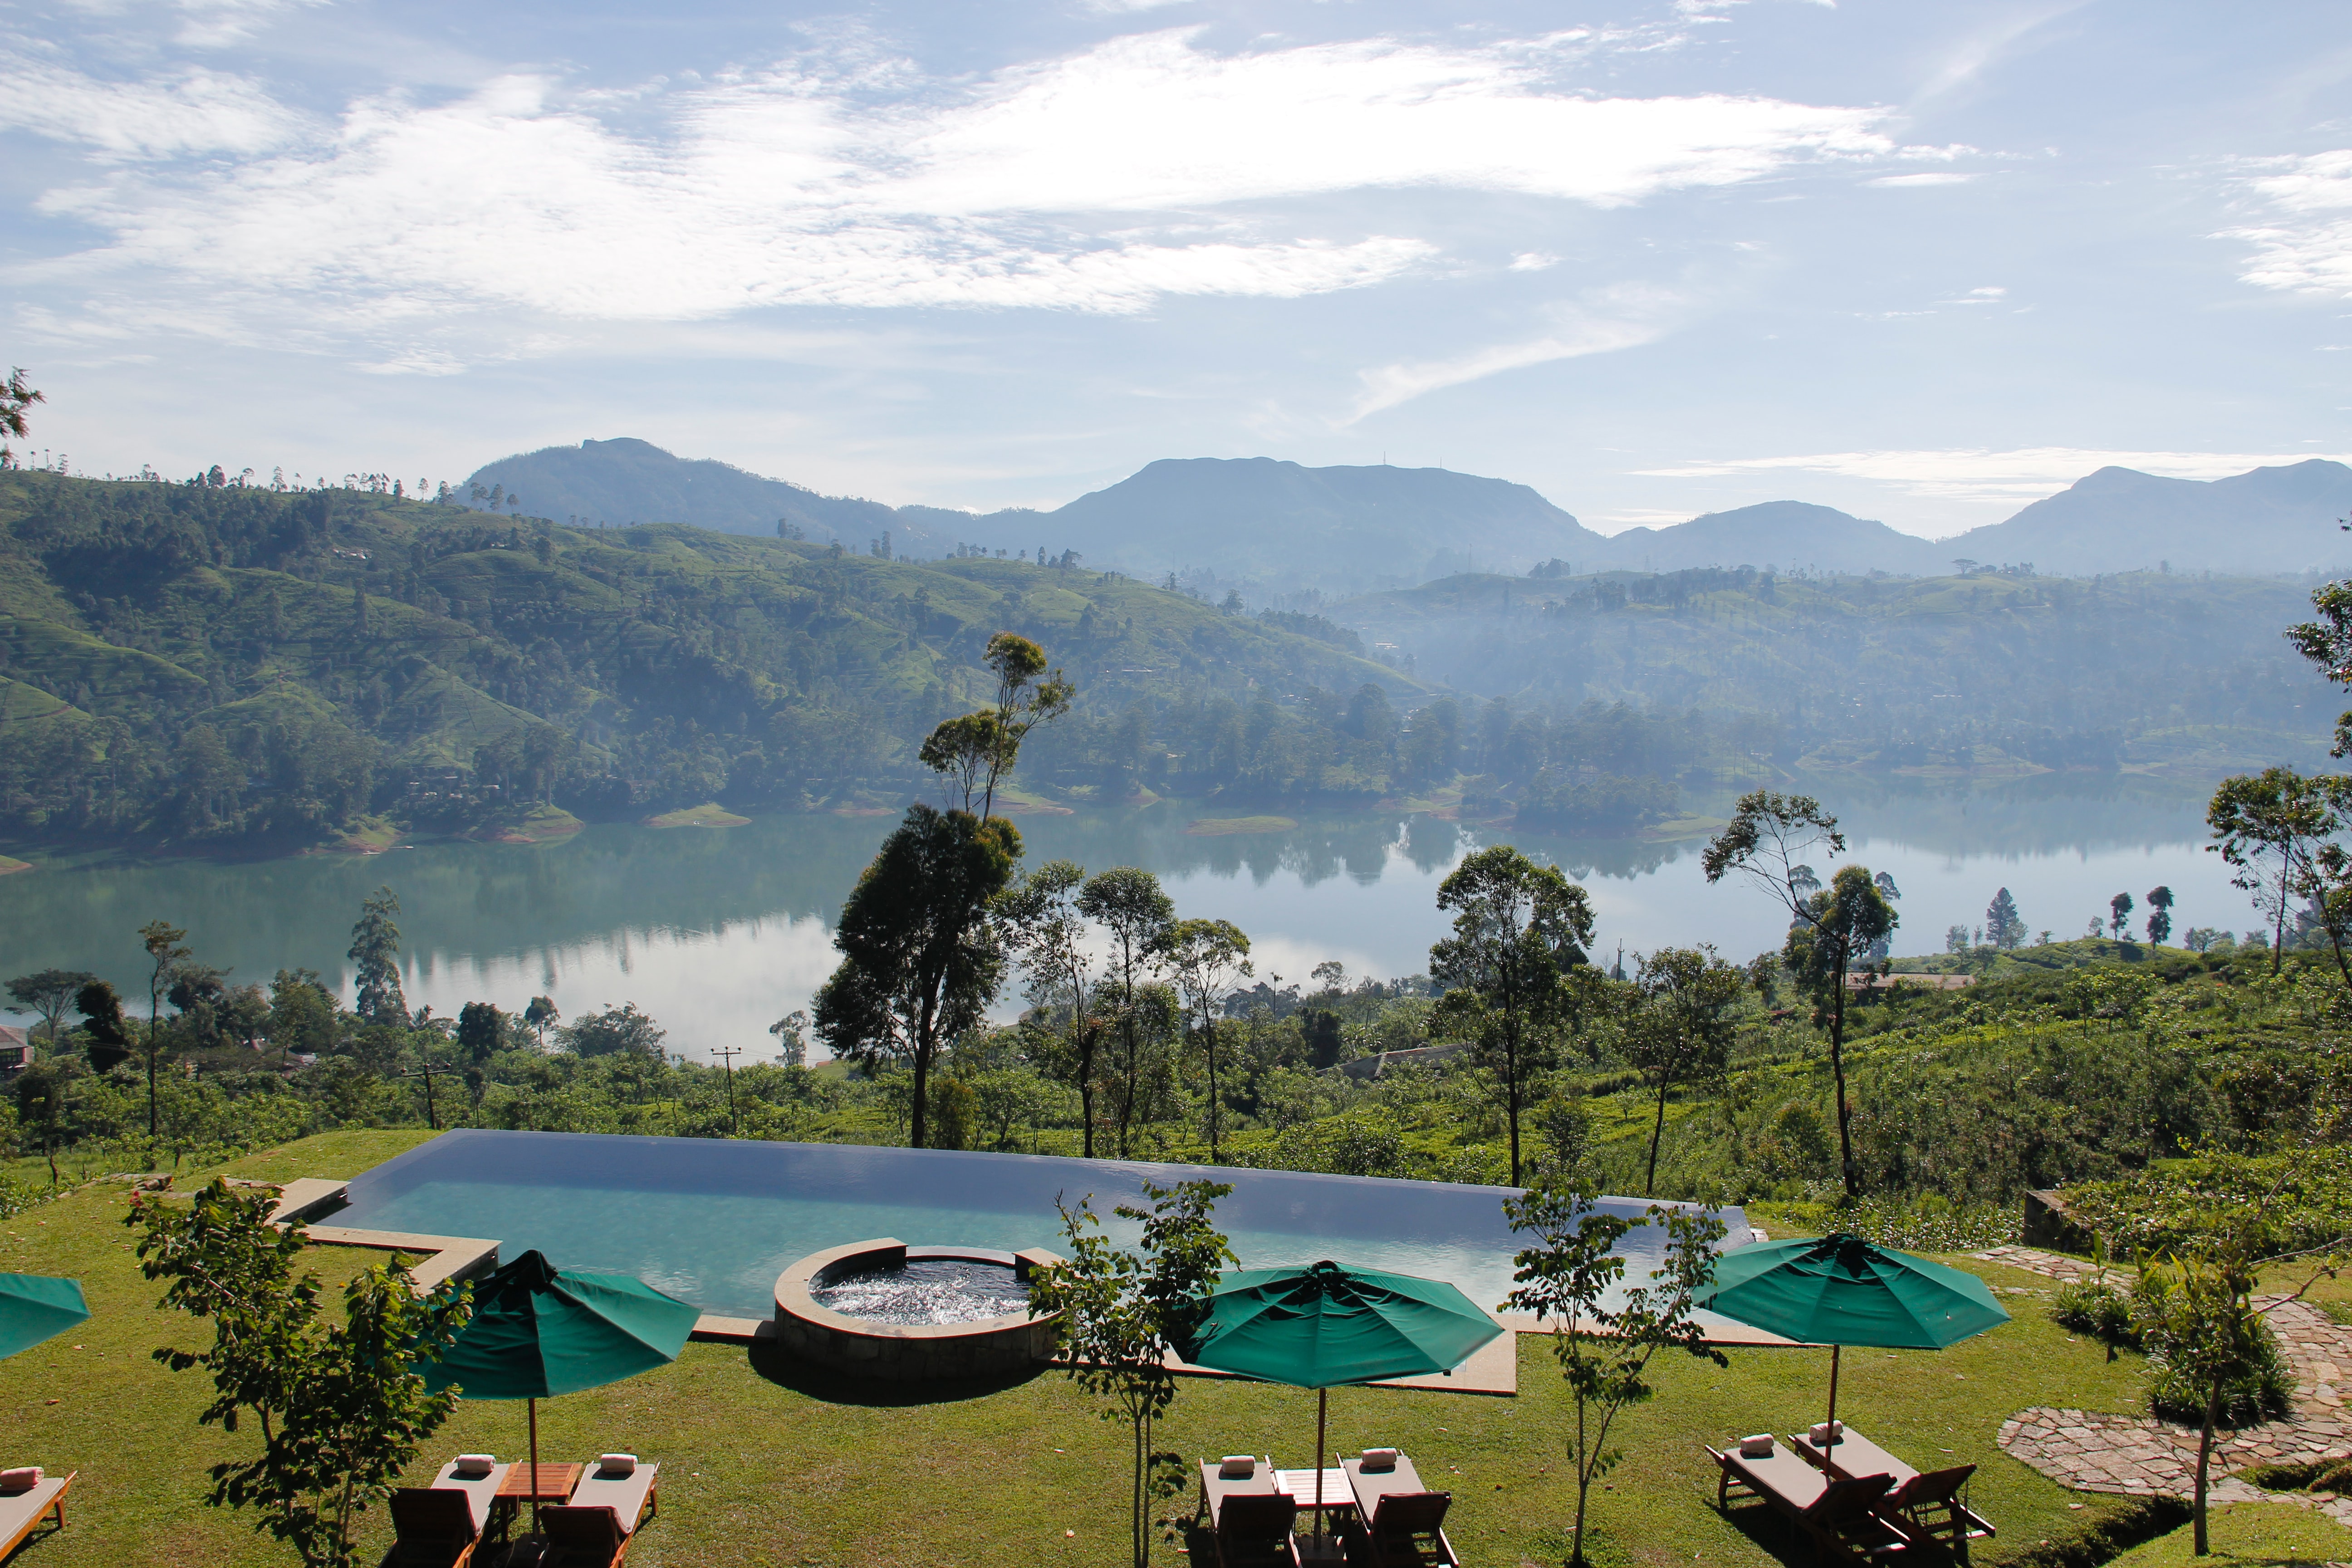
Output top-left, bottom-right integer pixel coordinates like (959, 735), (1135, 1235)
(713, 1044), (744, 1136)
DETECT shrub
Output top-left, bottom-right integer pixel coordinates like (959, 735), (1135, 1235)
(2146, 1318), (2293, 1426)
(2050, 1279), (2137, 1345)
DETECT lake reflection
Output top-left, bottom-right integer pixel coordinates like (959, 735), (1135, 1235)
(0, 774), (2260, 1060)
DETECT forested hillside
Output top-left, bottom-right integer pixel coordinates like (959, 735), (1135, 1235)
(1334, 565), (2337, 775)
(0, 472), (1421, 846)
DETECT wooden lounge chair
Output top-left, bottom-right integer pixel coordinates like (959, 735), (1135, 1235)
(1707, 1442), (1909, 1565)
(0, 1470), (72, 1562)
(538, 1504), (634, 1568)
(566, 1458), (659, 1536)
(1793, 1429), (1995, 1553)
(380, 1460), (510, 1568)
(1211, 1492), (1301, 1568)
(1352, 1489), (1456, 1568)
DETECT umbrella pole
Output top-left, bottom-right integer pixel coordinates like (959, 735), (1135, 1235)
(1314, 1386), (1328, 1552)
(1825, 1344), (1840, 1440)
(528, 1396), (541, 1536)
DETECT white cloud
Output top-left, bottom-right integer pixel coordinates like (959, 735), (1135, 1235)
(1349, 285), (1683, 421)
(2225, 148), (2352, 297)
(0, 58), (304, 157)
(17, 29), (1909, 333)
(1637, 446), (2352, 506)
(1509, 251), (1561, 271)
(1865, 171), (1978, 187)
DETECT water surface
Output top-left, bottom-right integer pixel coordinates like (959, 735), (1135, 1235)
(0, 775), (2257, 1060)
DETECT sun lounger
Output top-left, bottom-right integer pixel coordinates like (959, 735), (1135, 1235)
(380, 1460), (510, 1568)
(0, 1471), (72, 1562)
(1793, 1429), (1995, 1551)
(1707, 1442), (1909, 1565)
(538, 1503), (634, 1568)
(1342, 1458), (1455, 1568)
(567, 1458), (659, 1535)
(1196, 1456), (1299, 1568)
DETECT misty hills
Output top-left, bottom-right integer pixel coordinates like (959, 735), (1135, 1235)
(1600, 500), (1950, 576)
(466, 441), (2352, 585)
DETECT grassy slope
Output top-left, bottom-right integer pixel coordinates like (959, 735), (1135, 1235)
(2, 1133), (2166, 1568)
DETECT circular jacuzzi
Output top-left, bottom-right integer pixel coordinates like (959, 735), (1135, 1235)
(772, 1238), (1063, 1382)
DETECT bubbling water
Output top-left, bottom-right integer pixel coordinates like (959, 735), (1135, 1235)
(810, 1256), (1032, 1326)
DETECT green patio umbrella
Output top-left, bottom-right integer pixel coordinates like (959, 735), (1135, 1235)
(0, 1274), (88, 1362)
(1175, 1261), (1504, 1555)
(418, 1250), (698, 1529)
(1695, 1233), (2009, 1435)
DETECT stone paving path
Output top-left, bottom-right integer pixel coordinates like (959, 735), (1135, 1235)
(1977, 1247), (2352, 1530)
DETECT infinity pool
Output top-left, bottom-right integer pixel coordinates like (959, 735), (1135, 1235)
(338, 1130), (1750, 1320)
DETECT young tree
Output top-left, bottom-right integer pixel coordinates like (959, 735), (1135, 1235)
(2126, 1210), (2342, 1558)
(1984, 887), (2026, 950)
(2146, 885), (2176, 946)
(767, 1009), (809, 1067)
(77, 979), (133, 1072)
(998, 859), (1112, 1157)
(1079, 867), (1176, 1158)
(1155, 917), (1253, 1162)
(1625, 946), (1745, 1195)
(5, 967), (94, 1047)
(1429, 845), (1596, 1185)
(455, 1001), (505, 1066)
(2208, 767), (2341, 974)
(523, 995), (559, 1049)
(266, 970), (339, 1067)
(1504, 1181), (1727, 1568)
(346, 889), (407, 1025)
(813, 804), (1021, 1149)
(1706, 796), (1893, 1196)
(129, 1180), (473, 1568)
(1029, 1180), (1235, 1568)
(916, 632), (1073, 818)
(2109, 891), (2135, 941)
(137, 918), (191, 1138)
(1784, 866), (1897, 1197)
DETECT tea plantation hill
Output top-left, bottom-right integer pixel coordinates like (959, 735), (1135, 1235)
(0, 469), (1419, 849)
(1326, 564), (2337, 776)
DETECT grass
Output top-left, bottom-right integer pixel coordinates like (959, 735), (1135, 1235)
(0, 1135), (2176, 1568)
(2104, 1503), (2352, 1568)
(639, 804), (750, 829)
(1185, 815), (1299, 836)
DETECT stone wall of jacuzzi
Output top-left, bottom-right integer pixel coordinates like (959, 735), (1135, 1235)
(771, 1238), (1065, 1381)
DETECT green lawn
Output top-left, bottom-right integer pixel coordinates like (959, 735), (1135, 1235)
(0, 1135), (2185, 1568)
(2106, 1503), (2352, 1568)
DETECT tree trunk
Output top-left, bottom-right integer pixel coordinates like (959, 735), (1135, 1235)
(1829, 949), (1857, 1198)
(1205, 1019), (1220, 1163)
(2273, 876), (2288, 975)
(2194, 1378), (2220, 1555)
(910, 995), (934, 1150)
(1646, 1077), (1671, 1195)
(1504, 1018), (1524, 1187)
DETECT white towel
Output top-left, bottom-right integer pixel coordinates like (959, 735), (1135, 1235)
(597, 1454), (637, 1475)
(1360, 1449), (1398, 1470)
(0, 1468), (40, 1492)
(451, 1455), (495, 1479)
(1808, 1421), (1844, 1446)
(1738, 1435), (1774, 1459)
(1218, 1456), (1256, 1479)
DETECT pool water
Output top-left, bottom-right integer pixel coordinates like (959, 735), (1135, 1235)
(338, 1130), (1748, 1321)
(811, 1257), (1032, 1326)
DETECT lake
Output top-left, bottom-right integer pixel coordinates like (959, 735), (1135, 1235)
(0, 774), (2258, 1061)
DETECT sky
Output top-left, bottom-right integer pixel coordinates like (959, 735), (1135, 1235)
(4, 0), (2351, 537)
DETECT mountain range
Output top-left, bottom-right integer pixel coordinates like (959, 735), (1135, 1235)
(467, 440), (2352, 584)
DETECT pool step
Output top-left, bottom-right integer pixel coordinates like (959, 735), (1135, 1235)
(302, 1224), (500, 1293)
